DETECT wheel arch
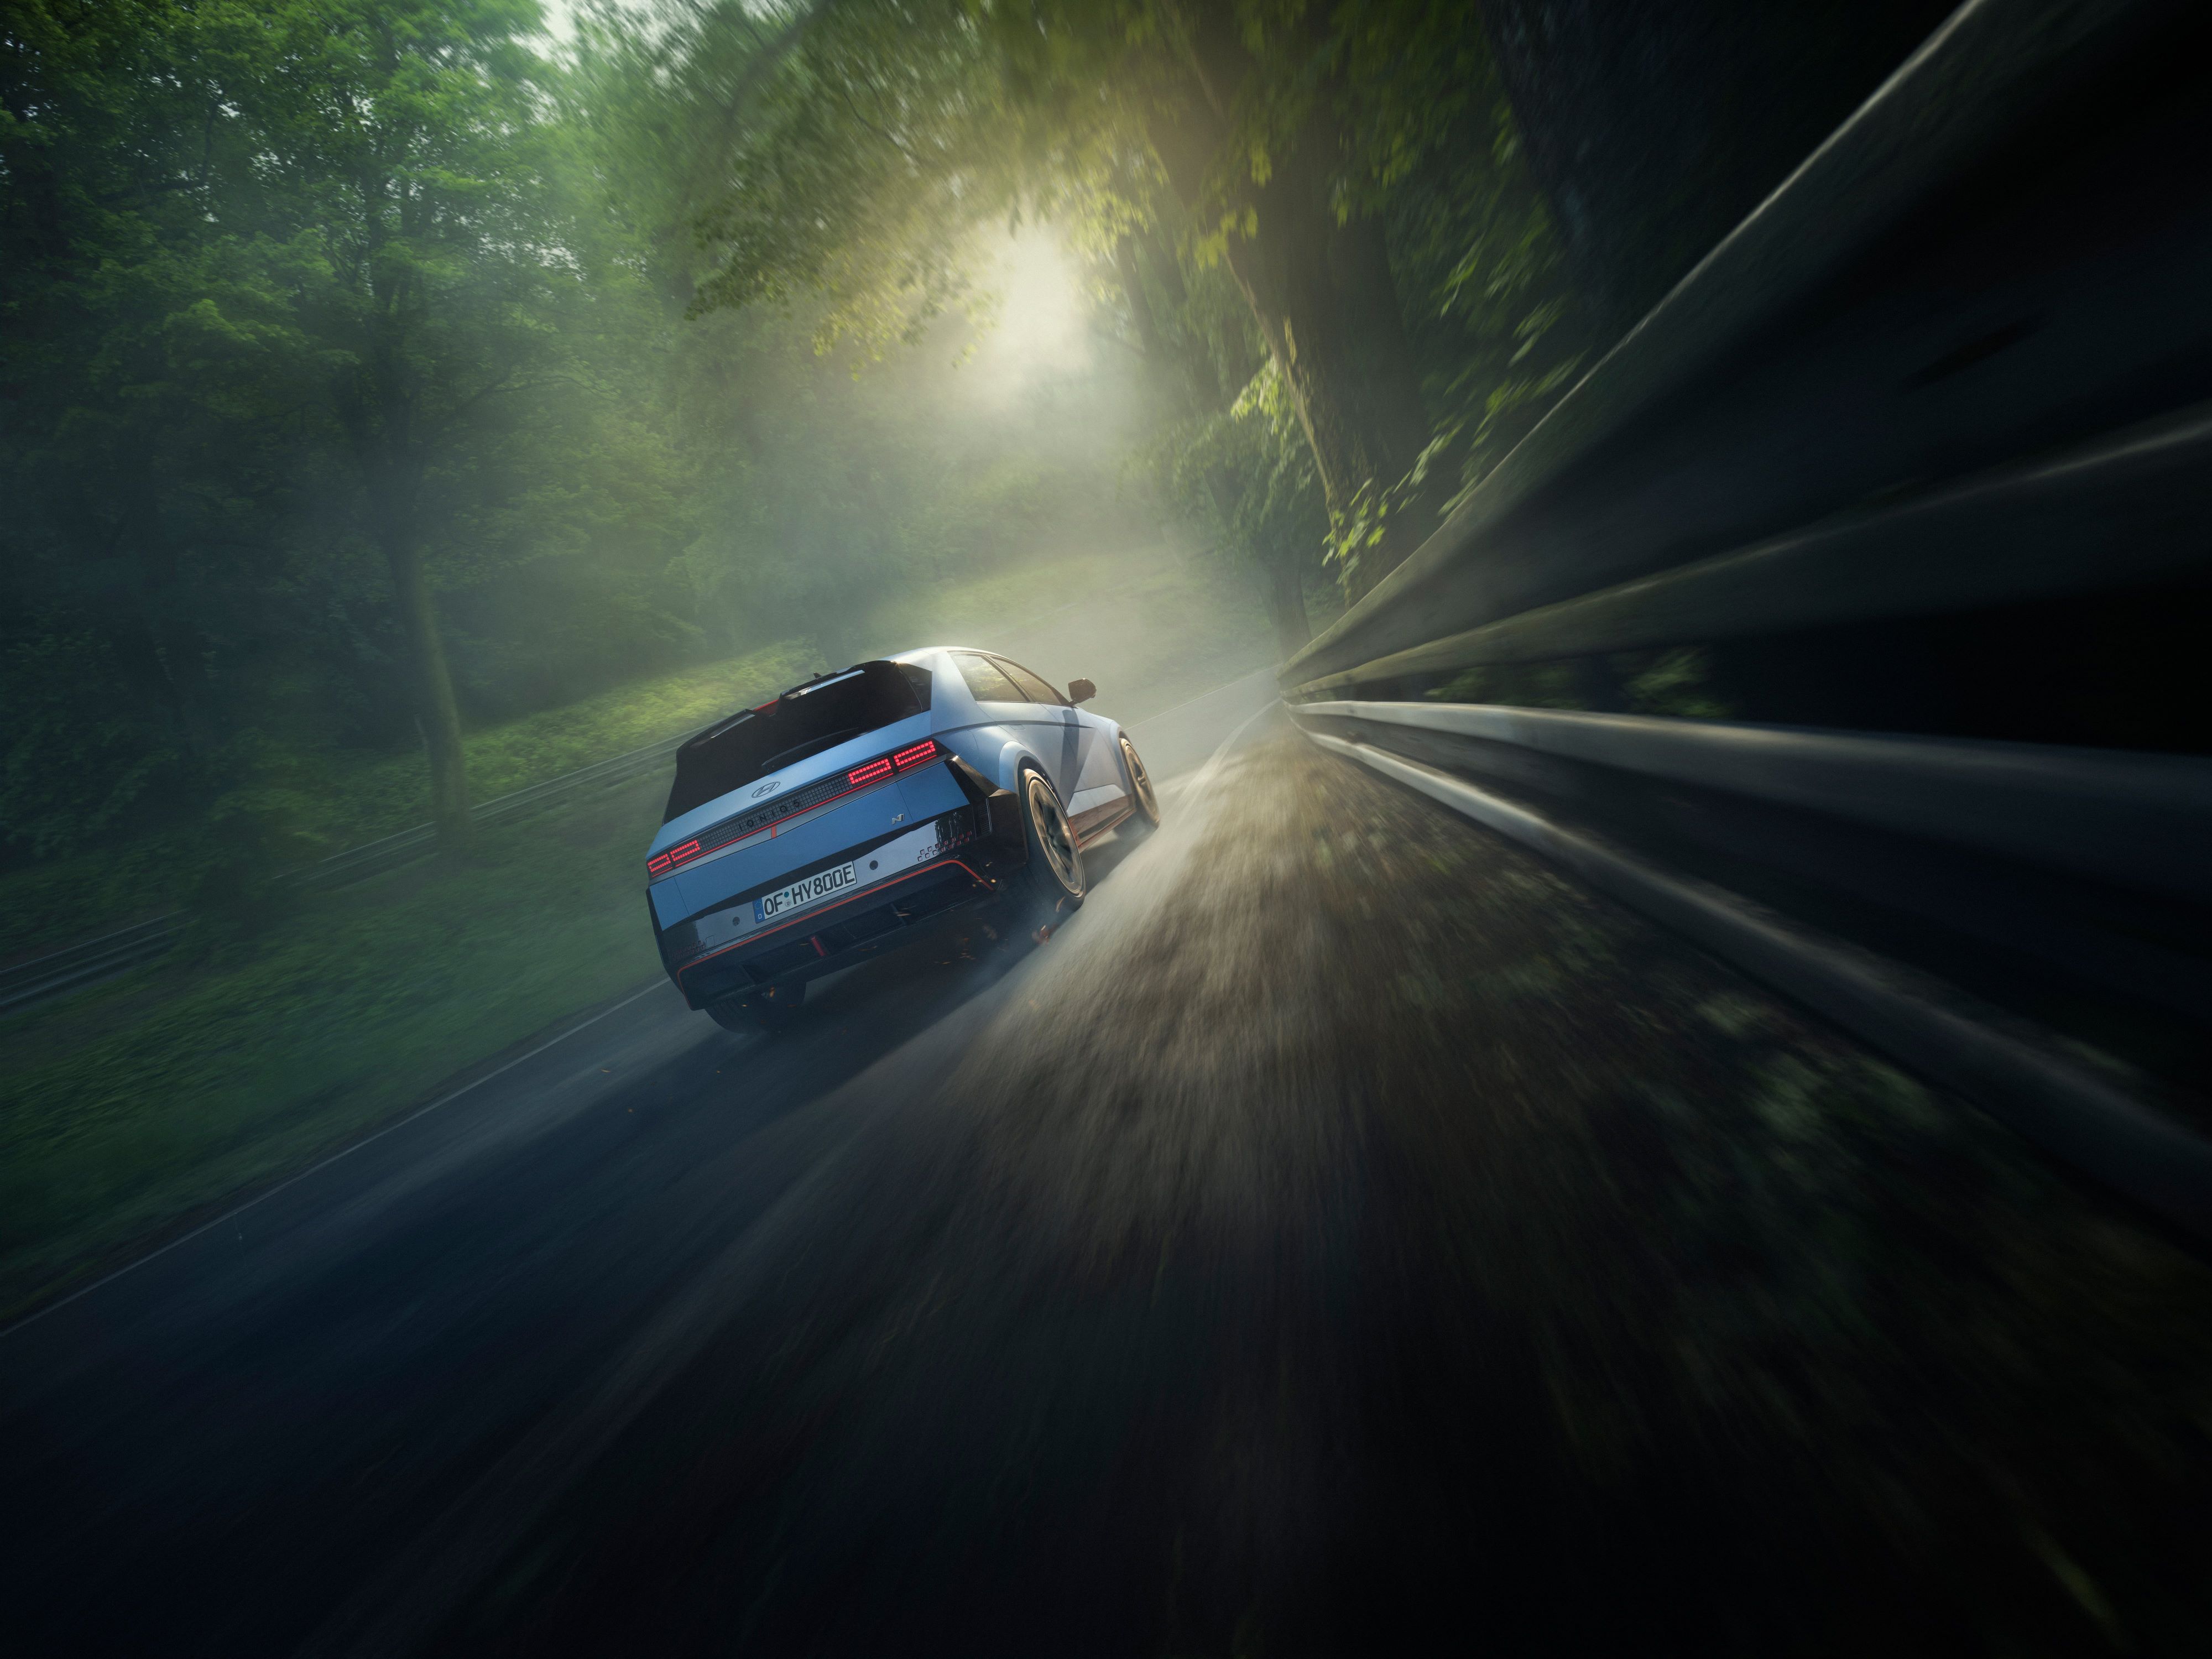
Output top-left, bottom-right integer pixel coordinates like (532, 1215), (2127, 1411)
(989, 737), (1057, 795)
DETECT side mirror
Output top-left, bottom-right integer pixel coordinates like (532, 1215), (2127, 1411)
(1067, 678), (1097, 705)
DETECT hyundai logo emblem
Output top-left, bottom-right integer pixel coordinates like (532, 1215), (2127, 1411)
(750, 780), (781, 799)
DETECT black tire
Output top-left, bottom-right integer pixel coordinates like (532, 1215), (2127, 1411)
(705, 979), (805, 1032)
(1117, 732), (1161, 836)
(1006, 766), (1086, 939)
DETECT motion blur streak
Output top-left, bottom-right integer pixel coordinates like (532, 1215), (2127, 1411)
(310, 732), (2209, 1656)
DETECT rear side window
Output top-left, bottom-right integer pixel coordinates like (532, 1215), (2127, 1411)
(993, 658), (1065, 706)
(953, 652), (1024, 705)
(664, 660), (928, 823)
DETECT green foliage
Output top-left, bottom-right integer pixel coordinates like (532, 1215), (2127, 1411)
(1427, 646), (1735, 719)
(1318, 16), (1595, 583)
(1140, 354), (1324, 586)
(650, 0), (1599, 614)
(0, 0), (1142, 873)
(326, 638), (826, 840)
(0, 532), (1227, 965)
(0, 769), (672, 1316)
(0, 0), (695, 849)
(0, 628), (190, 858)
(0, 0), (1600, 873)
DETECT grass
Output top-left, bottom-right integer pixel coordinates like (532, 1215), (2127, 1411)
(326, 639), (829, 845)
(0, 773), (670, 1319)
(0, 537), (1279, 1317)
(0, 635), (812, 969)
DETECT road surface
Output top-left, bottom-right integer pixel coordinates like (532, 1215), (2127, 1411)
(5, 684), (2211, 1656)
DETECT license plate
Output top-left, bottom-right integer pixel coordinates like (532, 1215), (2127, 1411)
(755, 862), (857, 923)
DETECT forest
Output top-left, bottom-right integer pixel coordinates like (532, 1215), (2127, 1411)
(3, 0), (1953, 878)
(0, 0), (1611, 881)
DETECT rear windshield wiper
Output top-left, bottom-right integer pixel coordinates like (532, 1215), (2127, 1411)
(758, 727), (863, 776)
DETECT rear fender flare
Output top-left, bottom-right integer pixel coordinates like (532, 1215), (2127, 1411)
(980, 736), (1049, 796)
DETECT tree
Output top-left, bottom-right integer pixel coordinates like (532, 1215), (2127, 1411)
(570, 1), (1154, 664)
(233, 0), (592, 849)
(667, 0), (1559, 610)
(2, 0), (686, 858)
(1474, 0), (1956, 330)
(1112, 215), (1324, 655)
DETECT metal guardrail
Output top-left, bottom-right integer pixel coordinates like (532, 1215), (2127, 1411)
(0, 731), (691, 1017)
(291, 731), (691, 891)
(0, 916), (185, 1018)
(1280, 0), (2212, 1237)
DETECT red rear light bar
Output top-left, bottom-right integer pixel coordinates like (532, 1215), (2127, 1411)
(649, 738), (946, 880)
(851, 738), (937, 785)
(648, 838), (701, 876)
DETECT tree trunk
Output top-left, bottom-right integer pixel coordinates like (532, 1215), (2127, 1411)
(1217, 174), (1435, 602)
(133, 530), (219, 758)
(98, 495), (212, 758)
(1197, 466), (1309, 660)
(1149, 27), (1437, 606)
(377, 512), (471, 853)
(1112, 236), (1170, 364)
(1115, 229), (1314, 660)
(1260, 540), (1313, 658)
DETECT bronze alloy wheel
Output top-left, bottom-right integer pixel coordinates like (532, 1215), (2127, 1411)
(1118, 733), (1161, 827)
(1025, 770), (1085, 897)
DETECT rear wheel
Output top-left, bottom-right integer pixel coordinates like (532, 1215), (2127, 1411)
(1117, 733), (1161, 836)
(705, 979), (805, 1032)
(1007, 766), (1086, 940)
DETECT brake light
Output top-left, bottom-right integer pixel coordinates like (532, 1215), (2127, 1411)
(648, 838), (701, 879)
(848, 757), (893, 786)
(893, 739), (938, 769)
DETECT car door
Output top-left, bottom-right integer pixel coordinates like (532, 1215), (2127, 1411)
(950, 651), (1078, 799)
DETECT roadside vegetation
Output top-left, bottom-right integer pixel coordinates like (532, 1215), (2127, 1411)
(0, 771), (670, 1318)
(0, 639), (816, 965)
(0, 540), (1266, 1315)
(0, 542), (1266, 964)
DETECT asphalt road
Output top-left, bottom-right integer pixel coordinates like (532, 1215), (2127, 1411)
(6, 685), (2212, 1657)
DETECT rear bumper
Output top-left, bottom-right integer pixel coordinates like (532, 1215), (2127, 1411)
(666, 850), (1003, 1008)
(654, 759), (1028, 1009)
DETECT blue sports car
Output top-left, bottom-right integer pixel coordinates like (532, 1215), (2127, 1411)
(644, 649), (1162, 1030)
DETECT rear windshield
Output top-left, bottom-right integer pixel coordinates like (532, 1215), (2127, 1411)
(663, 660), (931, 823)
